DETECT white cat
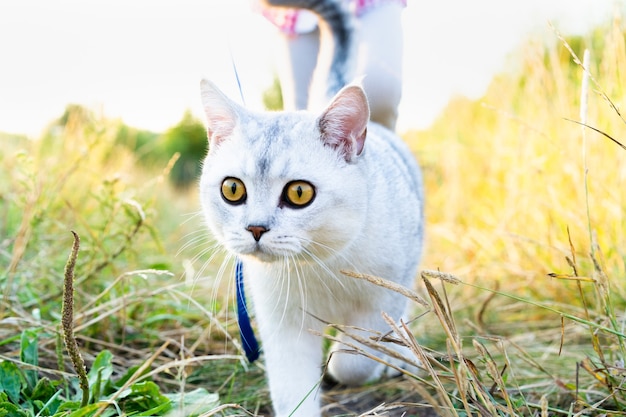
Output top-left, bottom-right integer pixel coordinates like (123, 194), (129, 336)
(199, 1), (423, 416)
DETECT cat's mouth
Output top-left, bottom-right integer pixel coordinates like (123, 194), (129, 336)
(233, 236), (302, 263)
(239, 244), (288, 263)
(250, 249), (281, 263)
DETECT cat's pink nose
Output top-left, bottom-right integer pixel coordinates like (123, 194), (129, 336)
(246, 225), (268, 242)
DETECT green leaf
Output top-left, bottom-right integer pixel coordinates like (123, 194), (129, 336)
(87, 350), (113, 400)
(112, 365), (150, 389)
(132, 402), (171, 416)
(0, 362), (23, 404)
(28, 378), (64, 416)
(55, 400), (81, 413)
(144, 314), (184, 325)
(32, 400), (45, 413)
(116, 381), (171, 414)
(165, 388), (220, 416)
(20, 330), (39, 365)
(35, 389), (64, 416)
(0, 334), (21, 349)
(88, 350), (113, 383)
(31, 377), (58, 402)
(63, 402), (114, 417)
(0, 401), (29, 417)
(20, 329), (39, 390)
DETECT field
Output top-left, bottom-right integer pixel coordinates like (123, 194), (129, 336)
(1, 17), (626, 417)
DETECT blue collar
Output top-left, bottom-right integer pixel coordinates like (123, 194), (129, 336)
(236, 259), (260, 362)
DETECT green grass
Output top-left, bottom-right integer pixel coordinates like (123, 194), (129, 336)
(1, 16), (626, 417)
(0, 112), (238, 415)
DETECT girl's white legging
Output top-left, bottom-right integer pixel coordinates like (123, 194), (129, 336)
(273, 2), (404, 131)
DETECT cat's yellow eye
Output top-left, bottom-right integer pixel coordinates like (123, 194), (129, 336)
(283, 181), (315, 208)
(221, 177), (246, 205)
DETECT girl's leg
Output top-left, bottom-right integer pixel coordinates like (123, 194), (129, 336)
(275, 28), (320, 111)
(356, 2), (404, 131)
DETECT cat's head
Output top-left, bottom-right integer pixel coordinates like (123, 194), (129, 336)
(199, 79), (370, 264)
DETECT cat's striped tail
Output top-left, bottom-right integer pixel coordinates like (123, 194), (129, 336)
(260, 0), (354, 104)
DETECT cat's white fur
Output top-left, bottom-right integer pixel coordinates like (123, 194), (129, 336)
(199, 80), (423, 416)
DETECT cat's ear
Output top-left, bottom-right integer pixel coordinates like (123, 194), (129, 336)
(200, 79), (240, 149)
(318, 84), (370, 162)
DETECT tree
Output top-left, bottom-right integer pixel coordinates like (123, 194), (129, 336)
(162, 111), (208, 189)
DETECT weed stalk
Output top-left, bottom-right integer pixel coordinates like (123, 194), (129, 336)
(61, 231), (90, 407)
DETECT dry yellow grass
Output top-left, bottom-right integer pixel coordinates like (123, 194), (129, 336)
(374, 15), (626, 415)
(407, 17), (625, 300)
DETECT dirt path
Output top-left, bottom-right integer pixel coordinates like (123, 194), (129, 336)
(322, 377), (441, 417)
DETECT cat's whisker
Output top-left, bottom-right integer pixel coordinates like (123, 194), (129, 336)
(305, 238), (358, 269)
(278, 257), (293, 335)
(299, 248), (337, 292)
(173, 226), (220, 308)
(299, 242), (347, 291)
(179, 209), (205, 225)
(290, 253), (310, 337)
(186, 245), (225, 302)
(260, 258), (288, 343)
(195, 249), (237, 357)
(221, 254), (237, 356)
(178, 236), (216, 262)
(185, 242), (222, 283)
(176, 229), (213, 255)
(191, 240), (222, 266)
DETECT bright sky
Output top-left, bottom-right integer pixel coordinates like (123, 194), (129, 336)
(0, 0), (621, 137)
